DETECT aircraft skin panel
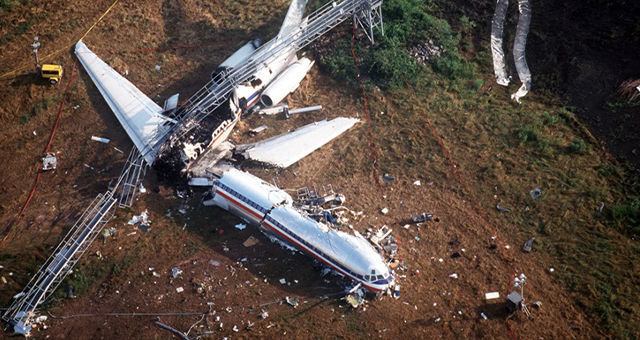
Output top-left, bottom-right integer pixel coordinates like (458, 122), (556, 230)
(238, 117), (360, 168)
(75, 41), (168, 163)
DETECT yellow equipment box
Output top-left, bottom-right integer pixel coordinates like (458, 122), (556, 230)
(41, 64), (63, 84)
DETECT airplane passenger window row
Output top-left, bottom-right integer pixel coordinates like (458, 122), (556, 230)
(264, 215), (366, 281)
(219, 184), (267, 214)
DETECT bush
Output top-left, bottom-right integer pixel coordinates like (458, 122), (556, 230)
(568, 138), (587, 154)
(318, 0), (465, 88)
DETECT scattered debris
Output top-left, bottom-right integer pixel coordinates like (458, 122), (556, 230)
(209, 260), (220, 267)
(409, 39), (443, 65)
(91, 136), (110, 143)
(284, 105), (323, 118)
(261, 310), (269, 319)
(450, 252), (461, 258)
(394, 285), (400, 299)
(249, 125), (268, 135)
(235, 223), (247, 231)
(496, 204), (510, 212)
(449, 273), (459, 279)
(128, 210), (150, 226)
(113, 147), (124, 153)
(1, 277), (7, 284)
(480, 312), (488, 320)
(155, 65), (161, 71)
(285, 296), (299, 308)
(172, 268), (182, 278)
(176, 287), (184, 293)
(66, 285), (76, 299)
(485, 292), (500, 300)
(243, 236), (259, 247)
(413, 180), (421, 186)
(42, 153), (57, 171)
(103, 227), (117, 238)
(549, 267), (555, 273)
(155, 321), (188, 340)
(529, 187), (542, 199)
(380, 207), (389, 215)
(345, 293), (365, 308)
(411, 212), (433, 223)
(599, 202), (605, 213)
(533, 301), (542, 309)
(382, 174), (395, 183)
(279, 278), (287, 285)
(523, 237), (535, 252)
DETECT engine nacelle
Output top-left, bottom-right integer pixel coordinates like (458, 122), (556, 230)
(260, 57), (313, 107)
(211, 39), (262, 85)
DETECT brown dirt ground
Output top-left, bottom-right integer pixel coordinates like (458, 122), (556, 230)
(0, 0), (631, 339)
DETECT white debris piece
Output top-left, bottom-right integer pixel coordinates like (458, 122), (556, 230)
(139, 185), (147, 193)
(449, 273), (459, 279)
(176, 287), (184, 293)
(91, 136), (110, 143)
(128, 210), (149, 226)
(381, 208), (389, 215)
(189, 177), (214, 186)
(413, 180), (421, 186)
(237, 117), (360, 168)
(235, 223), (247, 230)
(279, 278), (287, 285)
(485, 292), (500, 300)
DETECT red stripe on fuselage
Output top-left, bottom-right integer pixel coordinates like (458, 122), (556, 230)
(214, 188), (383, 292)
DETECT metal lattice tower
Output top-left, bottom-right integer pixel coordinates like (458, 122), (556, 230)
(117, 148), (148, 208)
(2, 193), (117, 333)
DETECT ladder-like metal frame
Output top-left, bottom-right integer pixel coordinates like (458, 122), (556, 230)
(117, 148), (148, 208)
(2, 193), (117, 331)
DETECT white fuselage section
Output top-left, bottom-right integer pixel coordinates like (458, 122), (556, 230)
(204, 169), (393, 292)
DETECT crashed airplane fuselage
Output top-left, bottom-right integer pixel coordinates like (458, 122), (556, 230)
(204, 169), (394, 292)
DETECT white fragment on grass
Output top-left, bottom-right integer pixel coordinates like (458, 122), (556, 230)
(235, 223), (247, 230)
(176, 287), (184, 293)
(381, 208), (389, 215)
(485, 292), (500, 300)
(91, 136), (110, 143)
(413, 180), (421, 186)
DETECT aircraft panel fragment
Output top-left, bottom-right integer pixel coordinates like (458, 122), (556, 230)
(237, 117), (360, 168)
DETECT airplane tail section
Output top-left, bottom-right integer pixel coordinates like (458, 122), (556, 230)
(75, 41), (172, 164)
(276, 0), (307, 42)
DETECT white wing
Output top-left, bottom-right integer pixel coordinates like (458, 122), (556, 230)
(75, 41), (172, 164)
(237, 117), (360, 168)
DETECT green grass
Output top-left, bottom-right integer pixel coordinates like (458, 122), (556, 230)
(21, 97), (54, 124)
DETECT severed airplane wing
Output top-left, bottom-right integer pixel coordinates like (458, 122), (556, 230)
(276, 0), (307, 42)
(236, 117), (360, 168)
(75, 41), (173, 164)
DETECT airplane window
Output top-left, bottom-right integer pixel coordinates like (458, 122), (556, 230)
(364, 275), (370, 281)
(371, 270), (376, 275)
(377, 275), (384, 280)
